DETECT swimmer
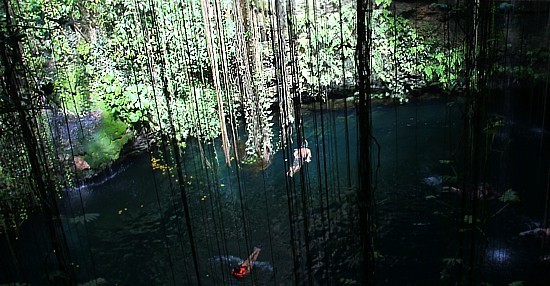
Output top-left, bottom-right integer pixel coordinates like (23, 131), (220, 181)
(231, 247), (261, 278)
(442, 183), (497, 200)
(287, 139), (312, 177)
(519, 227), (550, 237)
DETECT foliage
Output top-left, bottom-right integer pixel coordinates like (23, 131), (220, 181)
(171, 85), (222, 142)
(294, 0), (463, 101)
(371, 7), (464, 100)
(12, 0), (223, 145)
(371, 8), (423, 96)
(0, 0), (67, 232)
(498, 189), (520, 203)
(483, 115), (505, 134)
(12, 0), (468, 172)
(295, 0), (356, 94)
(0, 164), (34, 232)
(83, 112), (131, 169)
(464, 214), (479, 224)
(493, 47), (550, 84)
(442, 257), (463, 267)
(419, 44), (463, 90)
(1, 0), (472, 233)
(440, 257), (463, 281)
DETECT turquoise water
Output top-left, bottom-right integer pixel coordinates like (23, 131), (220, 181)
(2, 94), (549, 285)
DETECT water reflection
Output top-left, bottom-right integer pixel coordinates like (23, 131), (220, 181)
(51, 97), (550, 285)
(487, 247), (511, 264)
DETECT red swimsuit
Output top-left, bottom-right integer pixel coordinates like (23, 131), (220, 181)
(231, 265), (250, 277)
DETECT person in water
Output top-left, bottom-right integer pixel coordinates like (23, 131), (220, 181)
(519, 227), (550, 237)
(231, 247), (261, 278)
(442, 183), (497, 200)
(287, 139), (312, 177)
(519, 226), (550, 262)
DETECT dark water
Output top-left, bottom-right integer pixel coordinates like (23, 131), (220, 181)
(62, 95), (549, 285)
(2, 93), (550, 285)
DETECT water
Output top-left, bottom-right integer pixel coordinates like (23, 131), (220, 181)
(2, 94), (549, 285)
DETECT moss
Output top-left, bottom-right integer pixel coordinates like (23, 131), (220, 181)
(82, 111), (132, 170)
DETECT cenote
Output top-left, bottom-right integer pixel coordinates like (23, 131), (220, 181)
(1, 0), (549, 285)
(3, 91), (550, 285)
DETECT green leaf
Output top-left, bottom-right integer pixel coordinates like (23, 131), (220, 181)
(442, 257), (462, 267)
(499, 189), (520, 203)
